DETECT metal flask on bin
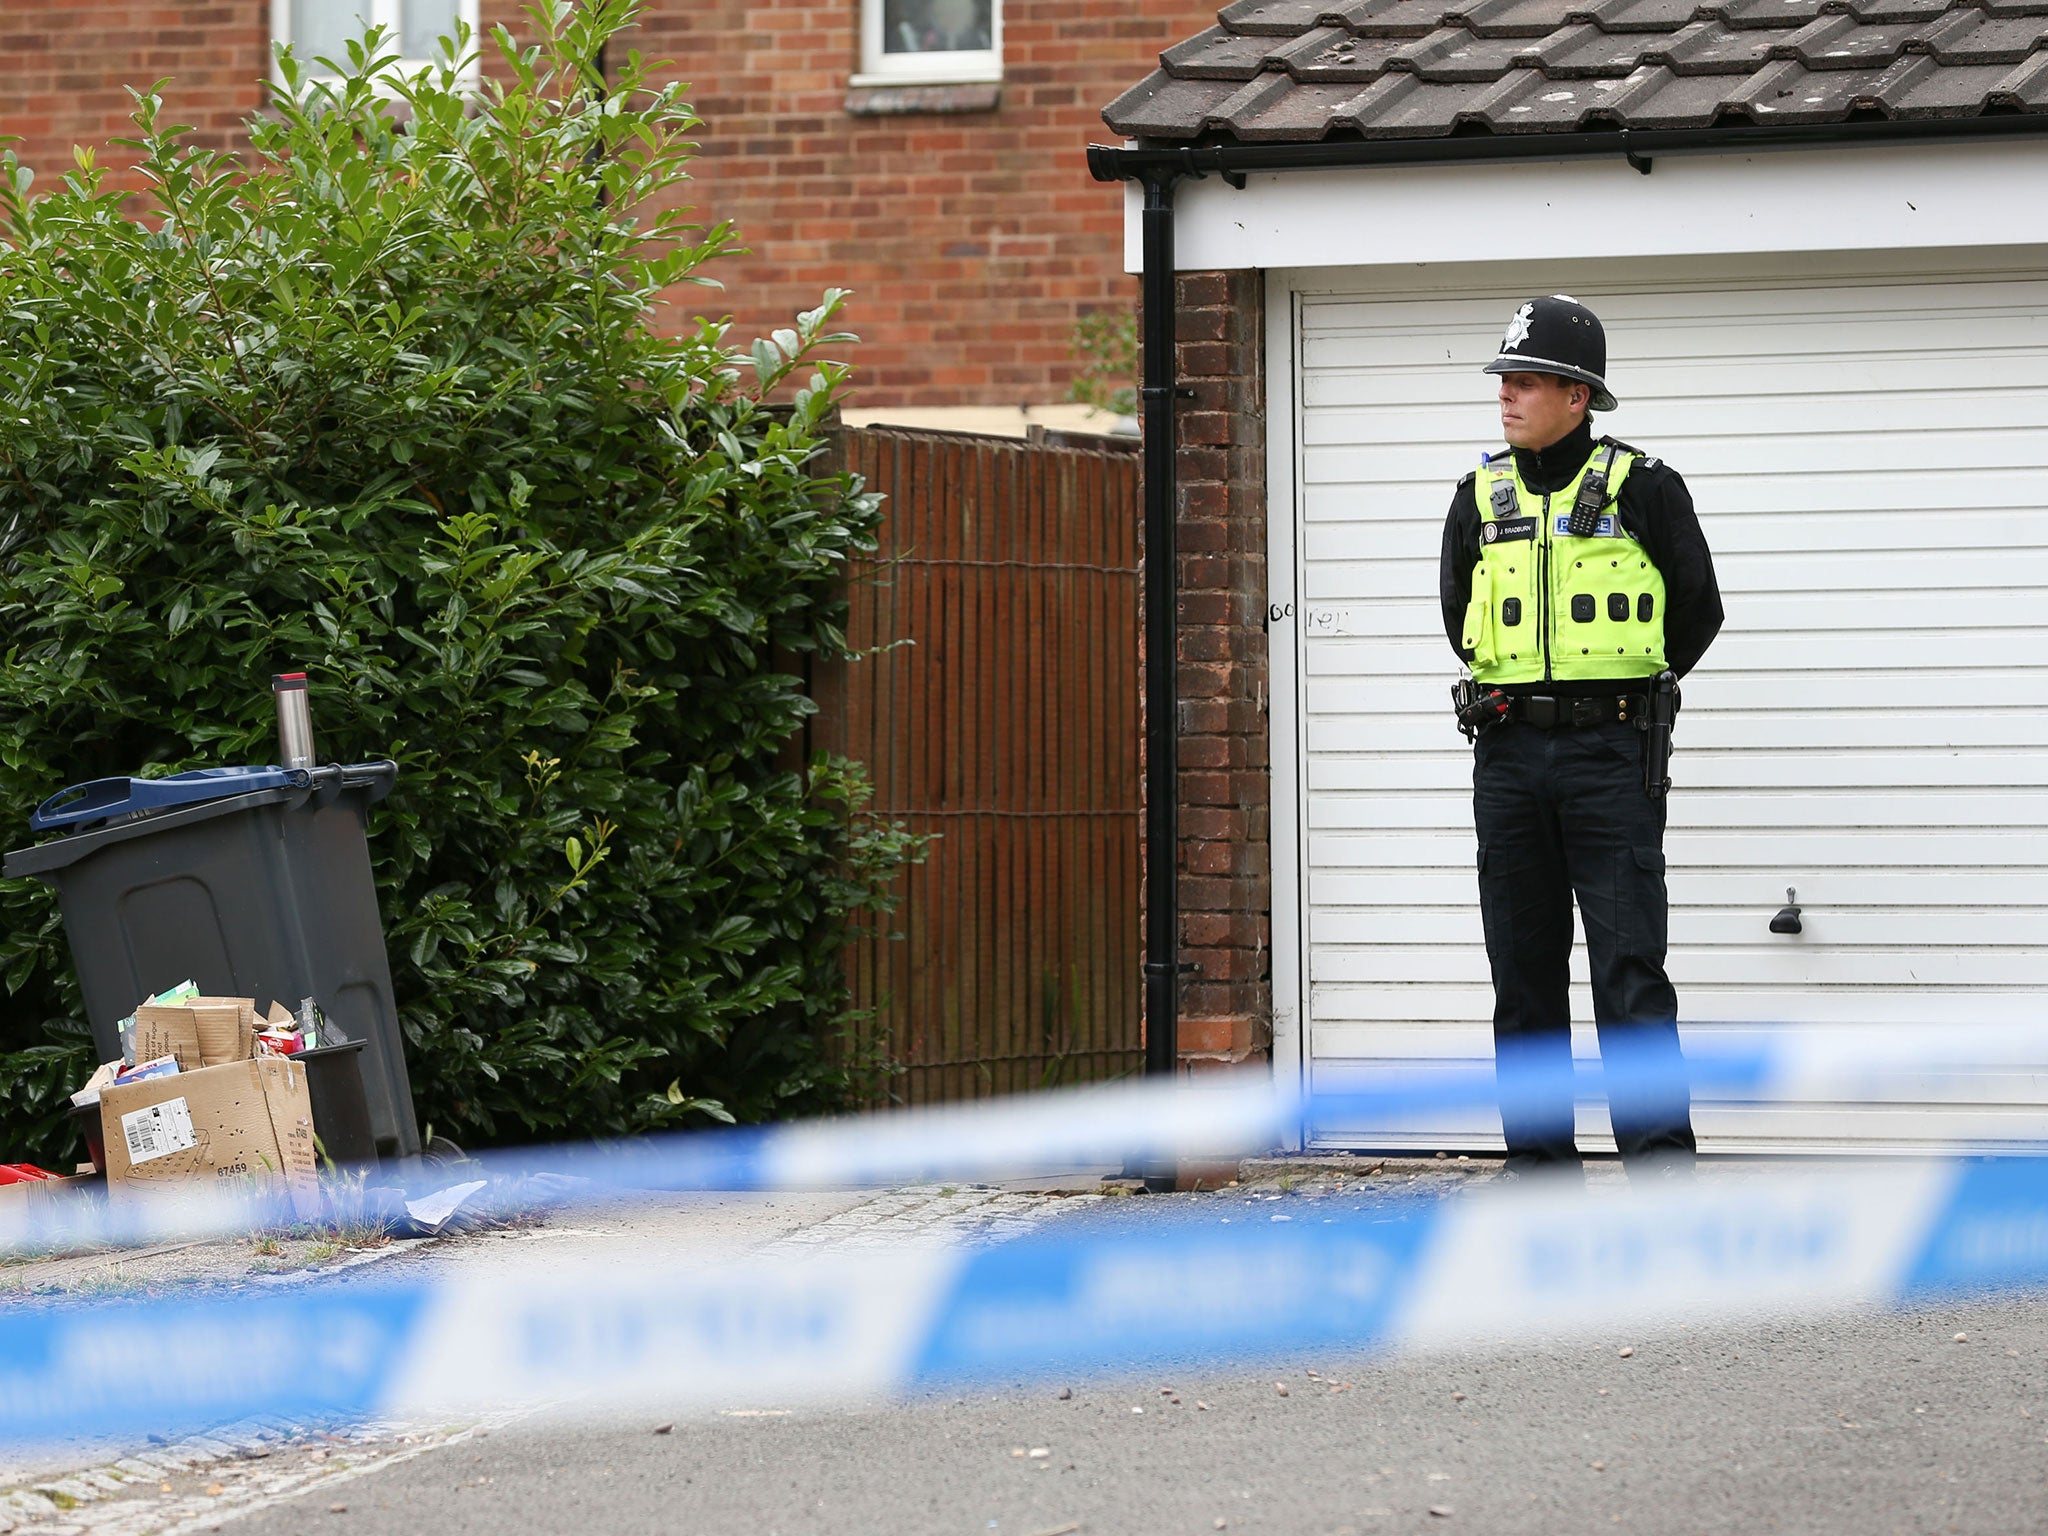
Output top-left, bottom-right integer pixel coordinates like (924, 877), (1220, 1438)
(2, 673), (421, 1160)
(274, 671), (316, 770)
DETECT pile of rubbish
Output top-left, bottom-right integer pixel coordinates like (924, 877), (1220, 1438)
(56, 981), (351, 1221)
(0, 982), (569, 1252)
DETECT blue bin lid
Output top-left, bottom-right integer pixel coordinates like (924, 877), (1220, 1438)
(29, 766), (310, 833)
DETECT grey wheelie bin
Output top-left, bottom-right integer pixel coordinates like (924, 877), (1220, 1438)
(2, 762), (421, 1160)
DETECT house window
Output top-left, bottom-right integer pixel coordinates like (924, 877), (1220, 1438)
(855, 0), (1002, 87)
(271, 0), (481, 79)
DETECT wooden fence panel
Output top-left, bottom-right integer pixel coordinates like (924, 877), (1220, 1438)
(818, 426), (1142, 1105)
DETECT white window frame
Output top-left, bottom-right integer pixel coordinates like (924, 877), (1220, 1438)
(270, 0), (482, 87)
(853, 0), (1003, 88)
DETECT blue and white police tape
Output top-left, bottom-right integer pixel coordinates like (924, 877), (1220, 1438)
(10, 1019), (2048, 1257)
(3, 1155), (2046, 1445)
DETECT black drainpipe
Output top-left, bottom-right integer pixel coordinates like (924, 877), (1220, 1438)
(1085, 147), (1208, 1100)
(1137, 164), (1188, 1088)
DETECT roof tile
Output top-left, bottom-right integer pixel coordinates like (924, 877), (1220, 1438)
(1514, 20), (1662, 73)
(1213, 0), (1343, 37)
(1825, 0), (1956, 21)
(1913, 6), (2048, 59)
(1470, 66), (1619, 124)
(1331, 73), (1511, 131)
(1888, 54), (2024, 104)
(1270, 26), (1418, 78)
(1641, 17), (1784, 70)
(1532, 62), (1748, 124)
(1319, 0), (1458, 33)
(1239, 78), (1406, 135)
(1774, 13), (1930, 64)
(1207, 70), (1311, 126)
(1160, 26), (1282, 79)
(1442, 0), (1601, 36)
(1587, 60), (1697, 115)
(1727, 51), (1985, 112)
(1390, 26), (1537, 76)
(1101, 72), (1246, 137)
(1565, 0), (1718, 33)
(1717, 53), (1876, 114)
(1324, 69), (1434, 129)
(1698, 0), (1830, 29)
(1990, 44), (2048, 97)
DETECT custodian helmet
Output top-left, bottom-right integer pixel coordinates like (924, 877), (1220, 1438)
(1482, 294), (1617, 412)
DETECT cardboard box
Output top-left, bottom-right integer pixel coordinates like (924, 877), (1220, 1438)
(132, 999), (253, 1073)
(130, 1005), (200, 1070)
(99, 1056), (320, 1221)
(132, 997), (255, 1071)
(191, 996), (256, 1064)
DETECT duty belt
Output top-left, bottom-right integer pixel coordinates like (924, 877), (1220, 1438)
(1504, 693), (1648, 729)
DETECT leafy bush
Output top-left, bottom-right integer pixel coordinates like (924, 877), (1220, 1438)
(0, 0), (916, 1162)
(1064, 305), (1139, 419)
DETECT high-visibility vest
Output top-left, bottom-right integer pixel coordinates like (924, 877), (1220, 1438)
(1461, 440), (1668, 685)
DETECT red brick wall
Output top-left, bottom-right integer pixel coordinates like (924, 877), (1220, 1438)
(1169, 268), (1271, 1069)
(641, 0), (1202, 407)
(0, 1), (270, 183)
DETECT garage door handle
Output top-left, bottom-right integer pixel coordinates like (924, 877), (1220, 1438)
(1770, 887), (1803, 935)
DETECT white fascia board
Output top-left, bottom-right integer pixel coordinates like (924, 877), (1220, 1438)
(1122, 139), (2048, 272)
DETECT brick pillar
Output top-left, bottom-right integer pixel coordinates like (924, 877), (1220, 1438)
(1162, 269), (1269, 1071)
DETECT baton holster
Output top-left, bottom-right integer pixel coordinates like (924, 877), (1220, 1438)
(1637, 670), (1679, 797)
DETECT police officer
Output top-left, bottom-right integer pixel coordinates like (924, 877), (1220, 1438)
(1439, 295), (1724, 1179)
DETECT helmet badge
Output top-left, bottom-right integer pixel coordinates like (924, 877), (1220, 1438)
(1501, 302), (1535, 353)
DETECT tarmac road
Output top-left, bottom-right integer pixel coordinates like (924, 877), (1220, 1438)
(220, 1176), (2048, 1536)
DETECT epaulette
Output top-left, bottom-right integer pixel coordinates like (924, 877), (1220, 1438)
(1458, 469), (1476, 488)
(1599, 435), (1660, 470)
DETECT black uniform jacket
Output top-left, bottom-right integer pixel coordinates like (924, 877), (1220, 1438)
(1438, 418), (1725, 693)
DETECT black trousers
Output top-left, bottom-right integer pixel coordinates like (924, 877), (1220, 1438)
(1472, 718), (1696, 1171)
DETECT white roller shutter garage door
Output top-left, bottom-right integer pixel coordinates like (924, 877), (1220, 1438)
(1286, 251), (2048, 1154)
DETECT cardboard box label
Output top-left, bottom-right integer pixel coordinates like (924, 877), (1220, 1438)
(120, 1099), (197, 1165)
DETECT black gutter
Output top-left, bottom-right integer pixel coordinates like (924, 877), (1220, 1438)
(1090, 110), (2048, 185)
(1086, 107), (2048, 1113)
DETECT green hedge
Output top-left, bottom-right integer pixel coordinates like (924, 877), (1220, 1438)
(0, 0), (915, 1161)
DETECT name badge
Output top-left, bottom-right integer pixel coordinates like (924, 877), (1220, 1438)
(1482, 517), (1536, 544)
(1556, 513), (1617, 537)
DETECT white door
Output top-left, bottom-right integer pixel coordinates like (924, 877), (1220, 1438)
(1284, 251), (2048, 1153)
